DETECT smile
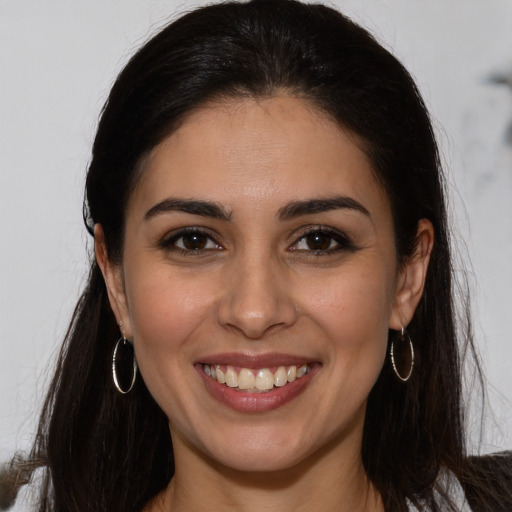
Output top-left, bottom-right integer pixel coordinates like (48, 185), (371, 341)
(202, 364), (312, 392)
(197, 354), (319, 412)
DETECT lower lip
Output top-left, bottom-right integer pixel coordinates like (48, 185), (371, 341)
(196, 365), (318, 413)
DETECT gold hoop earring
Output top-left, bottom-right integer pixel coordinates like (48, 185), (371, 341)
(390, 326), (414, 382)
(112, 322), (138, 394)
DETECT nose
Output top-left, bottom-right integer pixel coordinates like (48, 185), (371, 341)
(217, 254), (298, 339)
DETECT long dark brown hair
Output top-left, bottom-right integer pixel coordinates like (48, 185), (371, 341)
(2, 1), (511, 511)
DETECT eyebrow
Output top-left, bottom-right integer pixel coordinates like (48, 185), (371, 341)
(144, 198), (231, 221)
(277, 196), (370, 221)
(143, 195), (369, 222)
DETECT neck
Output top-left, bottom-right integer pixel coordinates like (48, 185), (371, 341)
(146, 431), (384, 512)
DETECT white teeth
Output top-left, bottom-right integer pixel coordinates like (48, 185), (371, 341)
(203, 363), (312, 391)
(225, 366), (238, 387)
(274, 366), (287, 387)
(296, 365), (307, 378)
(287, 366), (297, 382)
(215, 365), (225, 384)
(255, 369), (274, 391)
(238, 368), (255, 390)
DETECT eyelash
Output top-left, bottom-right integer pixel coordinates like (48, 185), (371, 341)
(159, 227), (223, 256)
(289, 226), (355, 255)
(158, 226), (355, 256)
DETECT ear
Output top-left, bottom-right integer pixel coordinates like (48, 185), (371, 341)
(94, 224), (132, 338)
(389, 219), (434, 330)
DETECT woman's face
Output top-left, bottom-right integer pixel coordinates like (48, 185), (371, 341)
(102, 96), (428, 473)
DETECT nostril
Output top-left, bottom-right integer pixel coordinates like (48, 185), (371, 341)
(216, 263), (299, 338)
(217, 299), (298, 339)
(222, 318), (287, 340)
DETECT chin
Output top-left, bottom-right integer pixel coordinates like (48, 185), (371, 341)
(211, 446), (307, 474)
(195, 423), (325, 475)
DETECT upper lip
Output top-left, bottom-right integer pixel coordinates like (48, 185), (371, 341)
(196, 352), (317, 368)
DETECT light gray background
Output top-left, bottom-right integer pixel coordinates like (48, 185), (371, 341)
(1, 0), (511, 461)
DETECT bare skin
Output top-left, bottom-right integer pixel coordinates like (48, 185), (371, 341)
(145, 426), (383, 512)
(96, 96), (433, 512)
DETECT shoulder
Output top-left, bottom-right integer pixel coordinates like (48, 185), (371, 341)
(460, 451), (512, 512)
(407, 453), (512, 512)
(0, 464), (44, 512)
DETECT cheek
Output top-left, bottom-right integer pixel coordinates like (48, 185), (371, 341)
(125, 266), (218, 361)
(123, 267), (222, 420)
(302, 264), (393, 324)
(298, 266), (394, 363)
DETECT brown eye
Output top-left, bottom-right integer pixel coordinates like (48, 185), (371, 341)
(168, 229), (221, 252)
(290, 227), (353, 254)
(304, 233), (333, 251)
(181, 232), (209, 250)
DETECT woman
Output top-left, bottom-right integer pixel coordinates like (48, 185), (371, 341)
(2, 0), (511, 510)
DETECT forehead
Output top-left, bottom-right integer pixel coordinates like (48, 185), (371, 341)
(128, 96), (390, 221)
